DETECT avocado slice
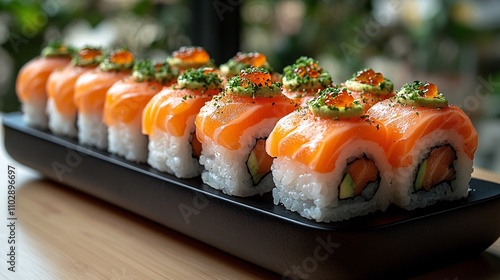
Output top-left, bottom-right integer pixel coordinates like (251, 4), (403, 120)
(414, 159), (427, 191)
(339, 173), (355, 199)
(247, 150), (261, 184)
(398, 97), (448, 109)
(309, 103), (365, 119)
(344, 79), (394, 96)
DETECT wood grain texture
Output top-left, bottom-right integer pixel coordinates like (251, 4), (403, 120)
(0, 167), (278, 280)
(1, 120), (499, 280)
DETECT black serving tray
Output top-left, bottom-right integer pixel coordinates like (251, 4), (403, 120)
(3, 111), (500, 279)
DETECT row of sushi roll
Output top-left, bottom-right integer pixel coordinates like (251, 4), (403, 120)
(15, 41), (478, 222)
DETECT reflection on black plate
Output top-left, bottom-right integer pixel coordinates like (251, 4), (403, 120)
(3, 112), (500, 279)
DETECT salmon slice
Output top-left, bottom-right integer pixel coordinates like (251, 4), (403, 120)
(142, 88), (220, 137)
(195, 94), (297, 150)
(367, 101), (478, 167)
(421, 145), (457, 191)
(46, 65), (94, 116)
(347, 157), (379, 195)
(266, 110), (388, 173)
(103, 76), (164, 126)
(16, 56), (71, 103)
(253, 139), (274, 175)
(73, 68), (130, 115)
(282, 87), (322, 105)
(191, 132), (203, 158)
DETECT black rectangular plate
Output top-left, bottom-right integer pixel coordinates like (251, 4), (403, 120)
(3, 112), (500, 279)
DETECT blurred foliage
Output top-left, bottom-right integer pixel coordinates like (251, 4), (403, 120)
(0, 0), (190, 112)
(1, 0), (500, 113)
(241, 0), (500, 80)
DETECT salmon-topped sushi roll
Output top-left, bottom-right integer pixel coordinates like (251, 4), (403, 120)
(73, 48), (134, 149)
(367, 81), (478, 210)
(166, 46), (213, 73)
(46, 47), (105, 137)
(103, 60), (178, 162)
(343, 68), (394, 112)
(195, 67), (297, 196)
(219, 52), (277, 85)
(266, 86), (393, 222)
(281, 56), (332, 105)
(16, 41), (74, 128)
(142, 67), (221, 177)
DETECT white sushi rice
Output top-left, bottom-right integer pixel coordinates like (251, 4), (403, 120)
(199, 118), (279, 197)
(22, 96), (48, 129)
(147, 117), (203, 178)
(46, 98), (77, 137)
(108, 115), (148, 162)
(77, 112), (108, 149)
(271, 140), (393, 222)
(391, 129), (473, 210)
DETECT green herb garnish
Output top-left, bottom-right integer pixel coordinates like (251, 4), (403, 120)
(396, 81), (448, 108)
(282, 56), (332, 91)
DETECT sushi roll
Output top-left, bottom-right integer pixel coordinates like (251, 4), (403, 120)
(103, 60), (178, 162)
(16, 41), (74, 128)
(219, 52), (276, 84)
(266, 86), (393, 222)
(343, 68), (394, 112)
(46, 46), (105, 137)
(195, 67), (297, 196)
(281, 56), (332, 105)
(166, 46), (213, 73)
(367, 81), (478, 210)
(142, 67), (221, 177)
(73, 48), (135, 149)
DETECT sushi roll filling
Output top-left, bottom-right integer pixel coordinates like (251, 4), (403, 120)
(282, 56), (332, 92)
(414, 145), (457, 192)
(339, 156), (380, 201)
(396, 81), (448, 108)
(191, 131), (203, 159)
(246, 138), (274, 185)
(308, 87), (364, 119)
(344, 68), (394, 96)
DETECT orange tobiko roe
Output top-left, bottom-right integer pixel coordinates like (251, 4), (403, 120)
(420, 82), (439, 98)
(354, 68), (384, 86)
(234, 52), (267, 67)
(109, 49), (134, 65)
(173, 47), (210, 64)
(324, 89), (355, 108)
(78, 48), (102, 61)
(240, 70), (273, 87)
(294, 61), (321, 78)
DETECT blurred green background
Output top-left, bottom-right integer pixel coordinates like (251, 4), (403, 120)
(1, 0), (500, 170)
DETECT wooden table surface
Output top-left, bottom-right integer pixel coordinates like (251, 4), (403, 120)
(1, 121), (499, 280)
